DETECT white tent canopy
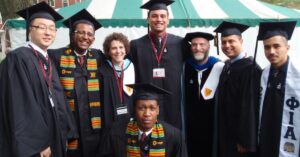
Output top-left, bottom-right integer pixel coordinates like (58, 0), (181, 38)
(3, 0), (300, 67)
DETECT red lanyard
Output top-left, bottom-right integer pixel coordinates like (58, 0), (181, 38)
(112, 63), (124, 103)
(29, 45), (52, 90)
(149, 33), (168, 67)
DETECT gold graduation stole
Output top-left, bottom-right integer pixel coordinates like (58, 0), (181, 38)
(59, 48), (101, 150)
(126, 119), (166, 157)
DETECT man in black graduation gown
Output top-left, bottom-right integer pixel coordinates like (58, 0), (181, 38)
(213, 21), (262, 157)
(99, 83), (188, 157)
(130, 0), (183, 129)
(256, 21), (300, 157)
(0, 2), (76, 157)
(182, 32), (223, 157)
(48, 9), (105, 157)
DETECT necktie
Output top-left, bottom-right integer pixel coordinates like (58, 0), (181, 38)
(141, 132), (146, 143)
(158, 37), (162, 46)
(270, 69), (282, 90)
(44, 55), (49, 71)
(224, 62), (231, 74)
(140, 132), (148, 157)
(79, 56), (85, 66)
(155, 37), (161, 54)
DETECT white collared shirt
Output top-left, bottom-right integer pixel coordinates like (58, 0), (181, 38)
(230, 51), (246, 63)
(26, 41), (48, 58)
(138, 128), (153, 140)
(74, 50), (88, 57)
(74, 50), (88, 64)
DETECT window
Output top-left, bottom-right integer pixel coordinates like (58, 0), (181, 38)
(0, 12), (2, 24)
(63, 0), (69, 7)
(48, 0), (55, 7)
(74, 0), (84, 3)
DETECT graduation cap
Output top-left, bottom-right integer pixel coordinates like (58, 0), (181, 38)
(214, 21), (249, 37)
(127, 83), (171, 102)
(257, 21), (296, 41)
(214, 21), (250, 55)
(62, 9), (102, 32)
(62, 9), (101, 46)
(141, 0), (174, 32)
(140, 0), (174, 11)
(184, 32), (214, 42)
(16, 1), (63, 41)
(253, 21), (297, 64)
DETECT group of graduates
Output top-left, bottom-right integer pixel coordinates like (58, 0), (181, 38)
(0, 0), (300, 157)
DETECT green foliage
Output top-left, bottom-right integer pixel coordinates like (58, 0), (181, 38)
(260, 0), (300, 9)
(0, 0), (35, 22)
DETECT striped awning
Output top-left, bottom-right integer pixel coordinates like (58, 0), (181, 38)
(6, 0), (300, 28)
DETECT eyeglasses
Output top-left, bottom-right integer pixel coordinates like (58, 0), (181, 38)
(74, 30), (95, 38)
(30, 25), (57, 32)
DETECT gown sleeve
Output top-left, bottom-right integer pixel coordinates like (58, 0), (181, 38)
(237, 63), (262, 152)
(0, 52), (51, 157)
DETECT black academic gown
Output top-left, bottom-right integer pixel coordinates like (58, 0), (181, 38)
(98, 61), (133, 128)
(99, 118), (188, 157)
(49, 48), (105, 157)
(184, 62), (215, 157)
(258, 61), (288, 157)
(0, 47), (74, 157)
(130, 34), (183, 129)
(216, 57), (261, 157)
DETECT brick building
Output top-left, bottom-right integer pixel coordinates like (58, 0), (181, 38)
(37, 0), (84, 9)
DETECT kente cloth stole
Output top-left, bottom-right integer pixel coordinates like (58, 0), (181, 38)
(59, 48), (101, 150)
(126, 119), (166, 157)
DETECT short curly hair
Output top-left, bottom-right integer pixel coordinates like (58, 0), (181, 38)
(103, 32), (130, 58)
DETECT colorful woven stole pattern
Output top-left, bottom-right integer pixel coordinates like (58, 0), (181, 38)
(126, 119), (166, 157)
(59, 48), (101, 150)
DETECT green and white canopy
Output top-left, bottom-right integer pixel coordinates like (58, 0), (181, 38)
(6, 0), (300, 28)
(3, 0), (300, 68)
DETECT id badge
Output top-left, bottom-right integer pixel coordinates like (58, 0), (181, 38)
(117, 105), (128, 115)
(153, 68), (165, 78)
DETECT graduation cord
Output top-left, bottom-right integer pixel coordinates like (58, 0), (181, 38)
(29, 45), (53, 91)
(112, 63), (124, 103)
(149, 32), (168, 67)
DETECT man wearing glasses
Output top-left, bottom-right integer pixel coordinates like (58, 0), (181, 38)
(49, 9), (105, 157)
(0, 2), (76, 157)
